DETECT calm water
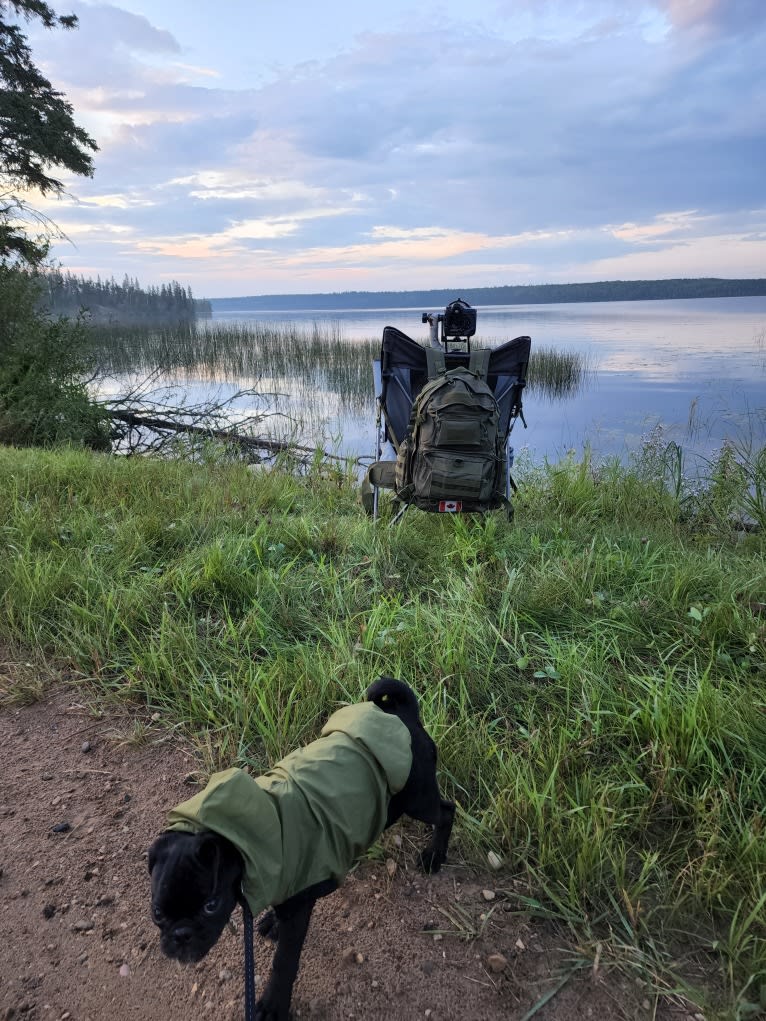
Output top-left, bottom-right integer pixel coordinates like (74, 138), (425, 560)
(211, 297), (766, 463)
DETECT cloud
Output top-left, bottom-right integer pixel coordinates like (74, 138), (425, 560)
(609, 210), (705, 243)
(656, 0), (718, 30)
(652, 0), (766, 37)
(281, 230), (511, 267)
(575, 226), (766, 280)
(32, 2), (181, 93)
(134, 235), (250, 260)
(18, 0), (765, 294)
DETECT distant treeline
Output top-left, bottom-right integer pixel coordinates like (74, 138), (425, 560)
(39, 270), (213, 323)
(211, 278), (766, 312)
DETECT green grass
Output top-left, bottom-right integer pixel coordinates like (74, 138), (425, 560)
(0, 440), (764, 1017)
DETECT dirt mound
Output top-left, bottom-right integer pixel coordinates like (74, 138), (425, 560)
(0, 688), (701, 1021)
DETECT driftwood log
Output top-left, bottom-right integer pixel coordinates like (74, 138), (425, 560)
(106, 407), (350, 463)
(99, 376), (356, 464)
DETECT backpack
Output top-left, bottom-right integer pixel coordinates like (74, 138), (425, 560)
(394, 351), (506, 513)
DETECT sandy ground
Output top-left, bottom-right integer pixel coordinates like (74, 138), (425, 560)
(0, 683), (709, 1021)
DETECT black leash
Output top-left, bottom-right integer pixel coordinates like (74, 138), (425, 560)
(242, 898), (256, 1021)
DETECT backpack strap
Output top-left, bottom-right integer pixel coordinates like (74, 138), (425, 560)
(425, 347), (446, 380)
(468, 349), (490, 380)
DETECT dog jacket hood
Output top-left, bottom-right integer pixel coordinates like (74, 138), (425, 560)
(165, 702), (412, 914)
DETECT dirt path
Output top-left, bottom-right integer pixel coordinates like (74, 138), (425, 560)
(0, 686), (705, 1021)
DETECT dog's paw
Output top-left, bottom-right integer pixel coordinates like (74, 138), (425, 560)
(418, 848), (445, 874)
(256, 908), (279, 942)
(254, 995), (288, 1021)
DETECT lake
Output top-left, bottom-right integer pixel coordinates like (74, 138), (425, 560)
(207, 296), (766, 465)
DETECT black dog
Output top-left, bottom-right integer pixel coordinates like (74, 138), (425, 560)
(148, 677), (455, 1021)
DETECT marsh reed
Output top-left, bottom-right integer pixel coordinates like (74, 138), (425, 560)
(87, 321), (590, 408)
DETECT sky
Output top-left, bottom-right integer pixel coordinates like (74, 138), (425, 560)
(20, 0), (766, 298)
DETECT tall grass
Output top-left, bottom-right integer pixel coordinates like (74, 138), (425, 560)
(0, 438), (764, 1014)
(87, 321), (380, 414)
(86, 321), (588, 409)
(525, 344), (591, 397)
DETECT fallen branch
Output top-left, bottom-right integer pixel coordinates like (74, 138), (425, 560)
(96, 374), (356, 465)
(106, 407), (350, 462)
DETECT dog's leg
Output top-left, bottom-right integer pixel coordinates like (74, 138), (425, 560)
(257, 908), (279, 943)
(255, 895), (315, 1021)
(255, 880), (335, 1021)
(386, 726), (456, 875)
(418, 797), (455, 874)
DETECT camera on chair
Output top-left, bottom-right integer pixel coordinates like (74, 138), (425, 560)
(443, 298), (476, 339)
(421, 298), (477, 348)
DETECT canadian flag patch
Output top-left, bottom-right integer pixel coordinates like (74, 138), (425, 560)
(438, 500), (462, 513)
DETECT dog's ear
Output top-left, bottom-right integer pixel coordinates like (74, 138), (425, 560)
(147, 832), (176, 874)
(195, 832), (222, 872)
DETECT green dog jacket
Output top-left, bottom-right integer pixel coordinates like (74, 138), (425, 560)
(166, 702), (413, 915)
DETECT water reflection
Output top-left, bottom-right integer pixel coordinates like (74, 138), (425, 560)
(214, 296), (766, 380)
(92, 297), (765, 462)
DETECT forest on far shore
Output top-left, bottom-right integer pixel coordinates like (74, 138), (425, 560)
(210, 276), (766, 312)
(40, 269), (212, 323)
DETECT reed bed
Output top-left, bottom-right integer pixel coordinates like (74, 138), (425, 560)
(86, 322), (590, 411)
(88, 322), (379, 414)
(525, 344), (592, 397)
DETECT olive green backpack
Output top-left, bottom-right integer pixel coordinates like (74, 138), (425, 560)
(394, 349), (507, 513)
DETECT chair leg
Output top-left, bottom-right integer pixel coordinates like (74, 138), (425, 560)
(505, 441), (513, 502)
(390, 502), (409, 526)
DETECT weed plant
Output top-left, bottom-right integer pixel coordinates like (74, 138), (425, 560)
(0, 439), (764, 1015)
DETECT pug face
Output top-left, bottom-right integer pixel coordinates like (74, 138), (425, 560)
(148, 831), (243, 963)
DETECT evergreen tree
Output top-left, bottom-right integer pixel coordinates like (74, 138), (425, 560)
(0, 0), (97, 264)
(38, 268), (206, 323)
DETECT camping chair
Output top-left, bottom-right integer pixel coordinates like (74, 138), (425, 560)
(363, 325), (531, 520)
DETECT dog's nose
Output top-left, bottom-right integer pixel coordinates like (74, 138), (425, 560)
(172, 925), (195, 945)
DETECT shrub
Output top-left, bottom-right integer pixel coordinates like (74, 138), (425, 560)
(0, 266), (110, 450)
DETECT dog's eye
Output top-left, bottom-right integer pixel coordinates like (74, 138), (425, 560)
(151, 905), (165, 925)
(202, 898), (219, 916)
